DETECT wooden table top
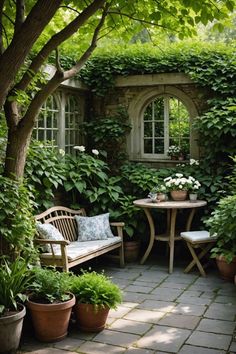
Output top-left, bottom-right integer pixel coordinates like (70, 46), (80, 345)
(133, 198), (207, 209)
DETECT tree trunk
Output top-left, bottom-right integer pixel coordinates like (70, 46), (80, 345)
(4, 127), (31, 179)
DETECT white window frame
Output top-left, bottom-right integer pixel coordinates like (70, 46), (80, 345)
(128, 86), (199, 161)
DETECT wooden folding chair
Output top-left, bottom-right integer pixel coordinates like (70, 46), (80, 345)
(180, 231), (217, 276)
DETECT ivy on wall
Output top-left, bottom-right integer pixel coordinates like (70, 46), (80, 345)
(78, 41), (236, 167)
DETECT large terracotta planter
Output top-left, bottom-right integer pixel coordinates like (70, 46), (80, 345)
(27, 294), (75, 342)
(0, 304), (26, 353)
(124, 240), (140, 262)
(170, 190), (187, 201)
(216, 255), (236, 282)
(74, 303), (110, 332)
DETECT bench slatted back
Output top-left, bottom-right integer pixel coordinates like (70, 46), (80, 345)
(36, 206), (86, 242)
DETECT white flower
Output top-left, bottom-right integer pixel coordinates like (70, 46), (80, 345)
(175, 173), (183, 178)
(59, 149), (65, 157)
(92, 149), (99, 156)
(190, 159), (199, 166)
(73, 145), (85, 152)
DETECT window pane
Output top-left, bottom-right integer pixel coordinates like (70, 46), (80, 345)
(38, 129), (44, 141)
(38, 113), (44, 128)
(154, 139), (164, 154)
(144, 104), (152, 121)
(46, 130), (52, 141)
(155, 122), (164, 136)
(144, 122), (153, 137)
(144, 139), (152, 153)
(153, 99), (164, 120)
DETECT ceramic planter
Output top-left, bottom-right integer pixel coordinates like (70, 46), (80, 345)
(170, 190), (187, 201)
(27, 294), (75, 342)
(189, 193), (198, 202)
(0, 304), (26, 353)
(216, 255), (236, 282)
(124, 240), (140, 262)
(74, 303), (110, 332)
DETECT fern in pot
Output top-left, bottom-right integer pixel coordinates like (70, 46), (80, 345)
(27, 267), (75, 342)
(205, 194), (236, 281)
(0, 258), (31, 353)
(69, 270), (122, 332)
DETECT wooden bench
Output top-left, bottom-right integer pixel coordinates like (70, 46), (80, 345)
(35, 206), (125, 272)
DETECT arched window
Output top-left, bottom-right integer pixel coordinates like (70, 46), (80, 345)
(142, 95), (190, 158)
(128, 86), (198, 161)
(33, 95), (59, 146)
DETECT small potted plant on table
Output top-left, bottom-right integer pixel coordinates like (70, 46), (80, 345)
(69, 270), (122, 332)
(27, 267), (75, 342)
(205, 194), (236, 282)
(148, 184), (167, 202)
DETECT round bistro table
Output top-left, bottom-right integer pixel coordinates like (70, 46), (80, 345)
(133, 198), (207, 273)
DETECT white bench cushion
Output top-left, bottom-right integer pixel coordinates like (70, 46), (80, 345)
(41, 237), (122, 261)
(180, 230), (217, 243)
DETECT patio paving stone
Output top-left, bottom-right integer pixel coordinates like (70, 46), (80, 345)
(53, 337), (85, 350)
(178, 345), (225, 354)
(158, 313), (200, 329)
(77, 341), (125, 353)
(204, 303), (236, 321)
(109, 305), (132, 318)
(124, 285), (156, 293)
(176, 294), (212, 305)
(136, 325), (191, 352)
(150, 287), (183, 301)
(109, 318), (152, 335)
(124, 308), (165, 323)
(196, 318), (235, 334)
(137, 299), (176, 312)
(186, 331), (232, 350)
(170, 303), (207, 316)
(93, 329), (140, 347)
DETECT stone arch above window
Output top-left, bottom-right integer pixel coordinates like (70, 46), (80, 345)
(127, 86), (199, 162)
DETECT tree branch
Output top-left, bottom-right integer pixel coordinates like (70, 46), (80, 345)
(14, 0), (25, 35)
(64, 2), (109, 80)
(4, 100), (19, 129)
(15, 0), (106, 93)
(0, 0), (63, 108)
(0, 0), (5, 54)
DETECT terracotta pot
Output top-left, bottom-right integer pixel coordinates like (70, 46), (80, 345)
(124, 240), (140, 262)
(27, 294), (75, 342)
(170, 190), (187, 201)
(74, 303), (110, 332)
(0, 304), (26, 353)
(216, 255), (236, 282)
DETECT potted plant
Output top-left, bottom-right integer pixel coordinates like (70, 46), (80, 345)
(0, 258), (31, 353)
(164, 173), (201, 201)
(148, 184), (167, 202)
(69, 270), (122, 332)
(205, 194), (236, 281)
(27, 267), (75, 342)
(166, 145), (181, 160)
(187, 177), (201, 202)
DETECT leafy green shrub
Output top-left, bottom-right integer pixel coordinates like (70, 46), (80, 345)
(25, 140), (67, 210)
(205, 195), (236, 263)
(69, 270), (122, 309)
(29, 267), (72, 303)
(0, 258), (32, 315)
(0, 176), (36, 260)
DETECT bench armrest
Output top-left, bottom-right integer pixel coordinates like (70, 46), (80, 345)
(110, 222), (125, 227)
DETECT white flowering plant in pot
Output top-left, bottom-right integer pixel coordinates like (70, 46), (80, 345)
(166, 145), (181, 158)
(164, 173), (201, 192)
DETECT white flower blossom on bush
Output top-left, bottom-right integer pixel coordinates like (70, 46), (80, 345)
(92, 149), (99, 156)
(164, 173), (201, 192)
(73, 145), (85, 152)
(58, 149), (65, 157)
(189, 159), (199, 166)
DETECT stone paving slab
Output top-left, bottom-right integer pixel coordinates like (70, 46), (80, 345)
(170, 303), (207, 316)
(93, 329), (140, 347)
(150, 287), (183, 301)
(124, 285), (156, 293)
(137, 299), (176, 312)
(76, 341), (125, 353)
(158, 313), (200, 329)
(54, 337), (84, 351)
(109, 318), (152, 335)
(178, 345), (226, 354)
(196, 318), (235, 334)
(136, 325), (191, 352)
(124, 308), (165, 324)
(204, 303), (236, 321)
(186, 331), (232, 350)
